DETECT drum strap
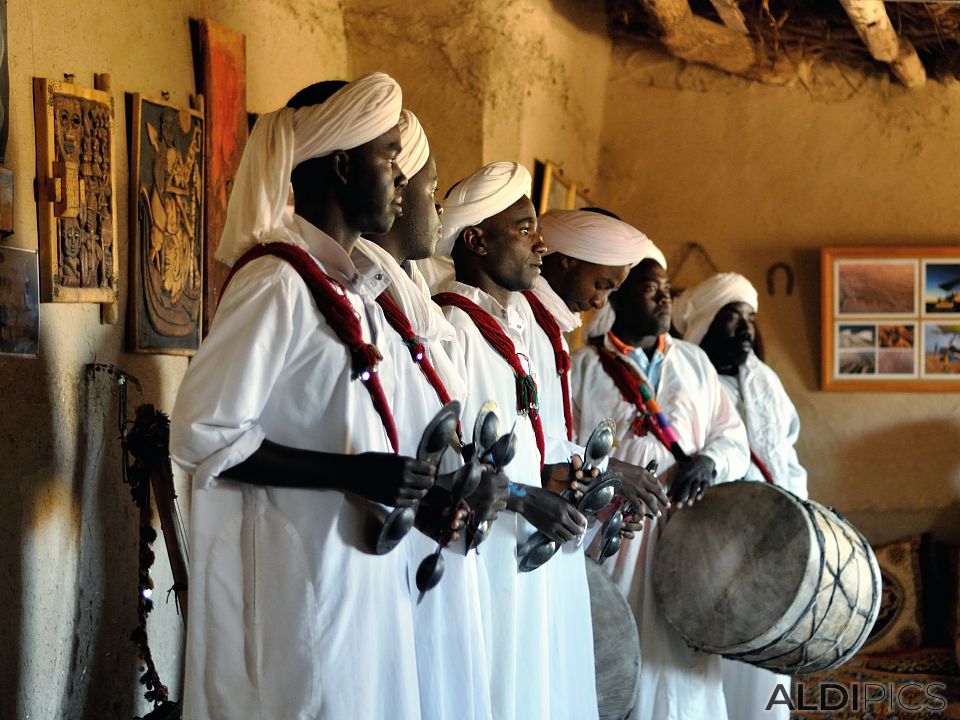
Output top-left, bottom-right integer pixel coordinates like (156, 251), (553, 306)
(590, 338), (689, 463)
(224, 242), (400, 453)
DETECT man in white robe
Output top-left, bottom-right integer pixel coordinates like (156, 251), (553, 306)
(673, 272), (808, 719)
(520, 208), (676, 718)
(428, 161), (589, 720)
(570, 256), (750, 720)
(171, 74), (433, 720)
(354, 109), (504, 720)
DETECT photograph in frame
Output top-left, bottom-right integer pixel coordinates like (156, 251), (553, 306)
(836, 259), (917, 316)
(0, 245), (39, 357)
(922, 260), (960, 315)
(876, 323), (916, 375)
(922, 322), (960, 377)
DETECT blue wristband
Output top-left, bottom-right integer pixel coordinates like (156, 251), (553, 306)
(507, 481), (527, 498)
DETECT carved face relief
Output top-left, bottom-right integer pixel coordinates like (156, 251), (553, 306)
(61, 219), (82, 257)
(54, 94), (83, 162)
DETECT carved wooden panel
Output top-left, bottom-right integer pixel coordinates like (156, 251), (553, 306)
(128, 94), (204, 354)
(33, 78), (119, 304)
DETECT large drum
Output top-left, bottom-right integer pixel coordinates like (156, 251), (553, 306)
(587, 556), (640, 720)
(652, 481), (880, 675)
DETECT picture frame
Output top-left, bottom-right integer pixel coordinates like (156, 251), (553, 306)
(0, 244), (40, 358)
(128, 93), (204, 355)
(33, 76), (119, 304)
(532, 159), (594, 215)
(821, 247), (960, 391)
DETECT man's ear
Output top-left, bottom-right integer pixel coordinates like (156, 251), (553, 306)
(331, 150), (350, 186)
(461, 225), (488, 257)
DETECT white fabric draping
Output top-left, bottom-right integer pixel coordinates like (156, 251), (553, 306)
(216, 72), (402, 266)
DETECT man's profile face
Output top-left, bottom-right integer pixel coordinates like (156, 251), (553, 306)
(344, 124), (407, 235)
(556, 258), (630, 313)
(612, 259), (671, 337)
(477, 195), (546, 292)
(701, 301), (756, 370)
(398, 154), (442, 261)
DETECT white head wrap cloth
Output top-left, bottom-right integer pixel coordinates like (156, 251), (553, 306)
(582, 232), (668, 340)
(396, 109), (430, 179)
(672, 272), (759, 345)
(216, 72), (403, 267)
(419, 161), (533, 293)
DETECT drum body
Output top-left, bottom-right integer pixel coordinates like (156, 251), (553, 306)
(652, 481), (880, 675)
(587, 557), (640, 720)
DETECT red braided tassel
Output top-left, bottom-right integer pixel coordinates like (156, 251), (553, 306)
(522, 290), (574, 441)
(750, 450), (775, 484)
(224, 242), (400, 454)
(434, 291), (545, 468)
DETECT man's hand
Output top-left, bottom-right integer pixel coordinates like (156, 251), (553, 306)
(608, 457), (671, 517)
(541, 454), (598, 497)
(668, 454), (716, 508)
(466, 467), (509, 522)
(515, 485), (587, 544)
(353, 452), (436, 507)
(415, 502), (468, 546)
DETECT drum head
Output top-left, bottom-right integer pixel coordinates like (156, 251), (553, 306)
(587, 557), (640, 720)
(653, 481), (813, 651)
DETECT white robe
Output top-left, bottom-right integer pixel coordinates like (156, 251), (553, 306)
(519, 286), (599, 720)
(170, 216), (422, 720)
(570, 334), (749, 720)
(718, 351), (807, 720)
(353, 242), (492, 720)
(438, 281), (552, 720)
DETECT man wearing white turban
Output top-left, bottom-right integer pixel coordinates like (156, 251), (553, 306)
(353, 109), (506, 720)
(431, 161), (589, 720)
(570, 257), (749, 720)
(171, 74), (432, 720)
(673, 272), (807, 720)
(519, 208), (675, 719)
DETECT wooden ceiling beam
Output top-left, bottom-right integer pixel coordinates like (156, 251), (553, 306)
(838, 0), (926, 87)
(640, 0), (791, 83)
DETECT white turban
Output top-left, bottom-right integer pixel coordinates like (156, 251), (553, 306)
(418, 161), (532, 292)
(583, 246), (668, 340)
(672, 272), (759, 345)
(216, 72), (403, 267)
(396, 109), (430, 179)
(539, 210), (662, 268)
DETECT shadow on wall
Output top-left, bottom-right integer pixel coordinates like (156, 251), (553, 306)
(0, 353), (59, 720)
(827, 417), (960, 518)
(0, 342), (169, 719)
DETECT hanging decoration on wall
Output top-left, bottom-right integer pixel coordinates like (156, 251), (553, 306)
(33, 75), (119, 304)
(191, 18), (248, 336)
(128, 93), (204, 354)
(0, 244), (39, 358)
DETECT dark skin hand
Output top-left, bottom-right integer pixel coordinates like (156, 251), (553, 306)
(607, 457), (671, 518)
(415, 498), (469, 545)
(668, 454), (716, 508)
(467, 467), (510, 522)
(222, 439), (435, 508)
(507, 485), (587, 544)
(541, 454), (596, 498)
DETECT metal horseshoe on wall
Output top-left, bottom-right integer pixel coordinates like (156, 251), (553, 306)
(766, 263), (794, 296)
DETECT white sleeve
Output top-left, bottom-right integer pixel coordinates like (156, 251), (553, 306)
(170, 259), (304, 489)
(697, 357), (750, 482)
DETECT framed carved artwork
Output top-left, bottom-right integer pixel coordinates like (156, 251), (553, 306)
(0, 244), (39, 358)
(821, 247), (960, 391)
(191, 18), (248, 336)
(33, 77), (119, 304)
(128, 94), (204, 354)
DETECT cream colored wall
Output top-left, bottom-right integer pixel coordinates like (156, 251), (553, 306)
(595, 41), (960, 544)
(343, 0), (610, 196)
(0, 2), (347, 717)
